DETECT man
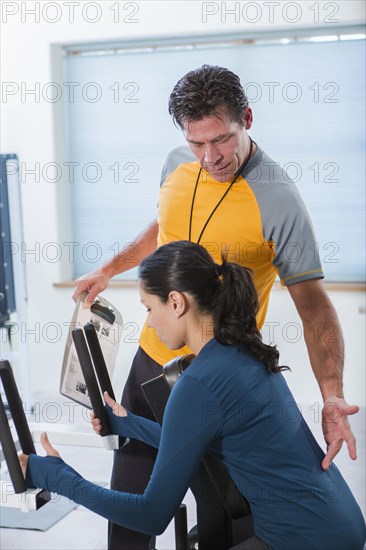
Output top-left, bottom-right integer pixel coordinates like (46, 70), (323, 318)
(73, 65), (358, 550)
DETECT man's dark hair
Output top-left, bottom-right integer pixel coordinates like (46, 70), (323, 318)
(168, 65), (249, 130)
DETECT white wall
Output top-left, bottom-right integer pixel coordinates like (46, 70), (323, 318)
(1, 1), (365, 411)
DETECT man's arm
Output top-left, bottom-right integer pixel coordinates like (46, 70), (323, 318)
(73, 146), (193, 305)
(287, 279), (359, 470)
(72, 219), (158, 305)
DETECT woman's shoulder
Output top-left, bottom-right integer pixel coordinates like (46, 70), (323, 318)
(196, 338), (263, 369)
(188, 338), (269, 390)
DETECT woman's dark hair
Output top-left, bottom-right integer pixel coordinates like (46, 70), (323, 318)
(168, 65), (249, 130)
(138, 241), (288, 374)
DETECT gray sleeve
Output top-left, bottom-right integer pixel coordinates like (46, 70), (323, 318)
(160, 145), (196, 187)
(247, 159), (324, 286)
(269, 185), (324, 285)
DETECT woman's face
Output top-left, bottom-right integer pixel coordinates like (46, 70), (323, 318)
(139, 284), (186, 350)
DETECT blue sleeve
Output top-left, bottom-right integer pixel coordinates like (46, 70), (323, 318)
(26, 375), (222, 536)
(105, 406), (161, 449)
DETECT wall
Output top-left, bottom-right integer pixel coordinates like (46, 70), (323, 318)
(1, 2), (365, 414)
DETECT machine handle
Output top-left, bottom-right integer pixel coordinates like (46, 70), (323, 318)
(71, 329), (112, 437)
(0, 360), (36, 455)
(84, 322), (116, 400)
(0, 393), (27, 494)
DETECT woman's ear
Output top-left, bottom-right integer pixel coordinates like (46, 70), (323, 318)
(168, 291), (187, 318)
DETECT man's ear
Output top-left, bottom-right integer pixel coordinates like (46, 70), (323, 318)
(243, 107), (253, 130)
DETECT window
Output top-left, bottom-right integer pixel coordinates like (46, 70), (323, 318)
(63, 28), (365, 282)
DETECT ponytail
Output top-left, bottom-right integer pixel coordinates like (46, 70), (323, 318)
(139, 240), (288, 374)
(214, 259), (288, 374)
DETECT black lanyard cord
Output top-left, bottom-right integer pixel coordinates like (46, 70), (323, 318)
(189, 137), (254, 245)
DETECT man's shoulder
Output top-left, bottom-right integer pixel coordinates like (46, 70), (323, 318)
(247, 146), (296, 189)
(245, 145), (305, 212)
(166, 145), (195, 165)
(160, 145), (196, 186)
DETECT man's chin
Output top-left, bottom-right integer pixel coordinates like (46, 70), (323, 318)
(206, 164), (237, 182)
(209, 170), (236, 183)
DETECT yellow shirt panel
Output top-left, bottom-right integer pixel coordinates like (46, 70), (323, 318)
(139, 162), (277, 366)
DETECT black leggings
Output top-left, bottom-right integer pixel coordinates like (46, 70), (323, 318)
(108, 347), (162, 550)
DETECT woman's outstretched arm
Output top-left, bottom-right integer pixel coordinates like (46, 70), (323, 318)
(25, 375), (222, 536)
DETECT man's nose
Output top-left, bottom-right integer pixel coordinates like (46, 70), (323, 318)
(204, 144), (221, 166)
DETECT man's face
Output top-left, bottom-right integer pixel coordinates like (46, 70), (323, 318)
(183, 107), (253, 183)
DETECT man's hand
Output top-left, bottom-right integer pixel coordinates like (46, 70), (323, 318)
(321, 396), (359, 470)
(19, 433), (61, 477)
(72, 220), (158, 306)
(72, 267), (111, 306)
(90, 392), (127, 435)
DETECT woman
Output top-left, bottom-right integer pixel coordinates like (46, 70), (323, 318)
(21, 241), (365, 550)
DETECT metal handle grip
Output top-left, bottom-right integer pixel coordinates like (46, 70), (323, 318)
(84, 322), (116, 400)
(0, 393), (27, 494)
(71, 328), (111, 437)
(0, 360), (36, 455)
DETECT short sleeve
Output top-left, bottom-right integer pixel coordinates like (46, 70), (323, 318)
(269, 185), (324, 286)
(245, 152), (324, 286)
(160, 145), (195, 187)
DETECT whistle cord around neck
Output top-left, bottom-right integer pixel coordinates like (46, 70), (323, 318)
(188, 137), (254, 245)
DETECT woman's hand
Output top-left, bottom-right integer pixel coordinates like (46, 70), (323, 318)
(90, 392), (127, 435)
(19, 453), (29, 478)
(19, 432), (61, 477)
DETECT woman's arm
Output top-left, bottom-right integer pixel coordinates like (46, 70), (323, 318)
(105, 407), (161, 449)
(91, 392), (161, 449)
(26, 375), (222, 536)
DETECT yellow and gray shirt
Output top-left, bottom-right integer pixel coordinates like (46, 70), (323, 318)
(139, 144), (323, 365)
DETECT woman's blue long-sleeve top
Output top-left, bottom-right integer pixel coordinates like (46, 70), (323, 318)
(26, 339), (366, 550)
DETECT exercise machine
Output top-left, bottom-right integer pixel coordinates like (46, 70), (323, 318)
(0, 360), (50, 512)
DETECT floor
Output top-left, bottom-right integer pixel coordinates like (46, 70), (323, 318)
(0, 393), (365, 550)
